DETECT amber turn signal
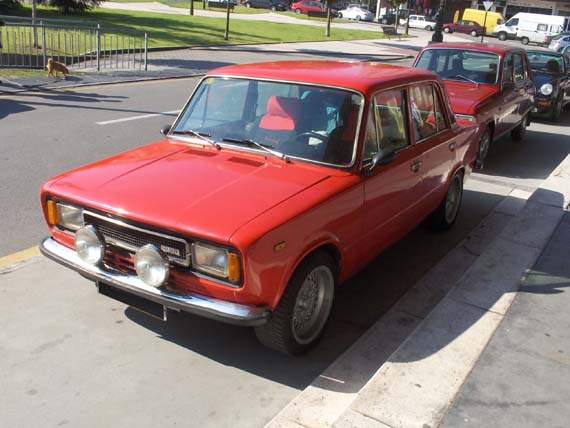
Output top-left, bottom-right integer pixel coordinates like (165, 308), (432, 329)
(46, 200), (59, 225)
(228, 252), (241, 283)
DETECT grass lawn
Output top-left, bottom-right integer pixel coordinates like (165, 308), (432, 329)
(4, 5), (386, 48)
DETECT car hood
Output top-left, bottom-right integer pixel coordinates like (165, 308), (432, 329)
(443, 81), (500, 115)
(45, 141), (333, 243)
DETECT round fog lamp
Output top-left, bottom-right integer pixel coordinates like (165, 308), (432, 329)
(75, 226), (105, 265)
(134, 245), (169, 287)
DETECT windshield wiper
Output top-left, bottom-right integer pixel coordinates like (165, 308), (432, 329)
(222, 138), (290, 163)
(170, 129), (221, 150)
(451, 74), (480, 86)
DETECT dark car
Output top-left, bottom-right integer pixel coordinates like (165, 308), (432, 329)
(414, 43), (535, 168)
(443, 20), (485, 37)
(378, 8), (410, 25)
(243, 0), (288, 11)
(527, 50), (570, 120)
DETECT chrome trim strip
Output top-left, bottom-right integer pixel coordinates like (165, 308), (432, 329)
(83, 210), (191, 267)
(40, 237), (269, 327)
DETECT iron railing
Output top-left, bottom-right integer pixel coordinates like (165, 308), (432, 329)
(0, 17), (148, 71)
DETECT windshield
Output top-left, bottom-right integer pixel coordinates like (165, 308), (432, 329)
(172, 77), (363, 166)
(528, 52), (563, 74)
(415, 49), (500, 85)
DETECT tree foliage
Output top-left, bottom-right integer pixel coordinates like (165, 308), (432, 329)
(0, 0), (23, 13)
(45, 0), (106, 14)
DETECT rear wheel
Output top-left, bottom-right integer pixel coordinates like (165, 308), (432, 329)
(425, 25), (432, 31)
(511, 114), (528, 141)
(550, 93), (563, 121)
(271, 5), (276, 11)
(521, 36), (529, 45)
(381, 18), (388, 24)
(255, 251), (336, 354)
(444, 27), (451, 33)
(295, 8), (301, 13)
(471, 30), (478, 37)
(245, 1), (251, 7)
(498, 32), (507, 41)
(429, 171), (463, 230)
(338, 12), (343, 18)
(356, 15), (361, 21)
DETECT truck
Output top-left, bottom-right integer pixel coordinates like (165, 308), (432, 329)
(454, 8), (504, 35)
(492, 12), (566, 42)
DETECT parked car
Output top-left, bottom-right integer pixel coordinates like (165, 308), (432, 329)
(527, 50), (570, 120)
(549, 33), (570, 52)
(337, 4), (373, 21)
(39, 61), (479, 355)
(243, 0), (288, 11)
(443, 20), (485, 37)
(291, 0), (323, 14)
(401, 15), (436, 31)
(414, 43), (535, 168)
(378, 8), (411, 25)
(492, 12), (565, 42)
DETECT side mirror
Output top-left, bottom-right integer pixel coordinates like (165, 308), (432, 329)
(502, 81), (515, 91)
(363, 148), (396, 176)
(160, 125), (171, 136)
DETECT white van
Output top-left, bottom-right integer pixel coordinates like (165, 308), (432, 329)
(492, 13), (566, 42)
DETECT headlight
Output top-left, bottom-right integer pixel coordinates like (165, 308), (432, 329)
(540, 83), (553, 96)
(454, 114), (477, 122)
(192, 242), (240, 283)
(75, 226), (105, 265)
(57, 204), (84, 230)
(134, 245), (169, 287)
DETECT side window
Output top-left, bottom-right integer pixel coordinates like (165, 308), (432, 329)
(502, 55), (514, 84)
(363, 89), (409, 159)
(410, 84), (445, 142)
(513, 54), (524, 82)
(537, 24), (548, 32)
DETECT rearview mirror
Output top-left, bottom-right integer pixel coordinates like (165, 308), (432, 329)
(160, 125), (171, 135)
(363, 149), (396, 176)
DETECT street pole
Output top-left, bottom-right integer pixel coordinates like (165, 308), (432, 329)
(189, 0), (194, 16)
(481, 10), (488, 43)
(431, 0), (446, 43)
(224, 1), (230, 40)
(404, 0), (410, 35)
(325, 1), (331, 37)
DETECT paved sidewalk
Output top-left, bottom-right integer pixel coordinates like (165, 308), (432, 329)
(440, 211), (570, 428)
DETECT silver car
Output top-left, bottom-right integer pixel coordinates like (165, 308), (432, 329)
(549, 34), (570, 52)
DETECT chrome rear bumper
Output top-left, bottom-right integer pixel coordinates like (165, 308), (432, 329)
(40, 237), (270, 326)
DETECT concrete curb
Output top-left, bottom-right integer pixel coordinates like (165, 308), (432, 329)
(265, 154), (570, 428)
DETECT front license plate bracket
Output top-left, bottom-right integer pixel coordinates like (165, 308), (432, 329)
(97, 281), (167, 321)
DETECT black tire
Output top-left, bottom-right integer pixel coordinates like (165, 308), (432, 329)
(338, 12), (342, 18)
(498, 32), (507, 41)
(425, 25), (432, 31)
(255, 251), (336, 355)
(476, 126), (492, 169)
(521, 36), (529, 45)
(381, 18), (388, 24)
(550, 93), (563, 121)
(429, 171), (463, 230)
(295, 8), (301, 13)
(356, 15), (361, 21)
(511, 114), (528, 141)
(443, 27), (451, 33)
(245, 1), (251, 7)
(471, 30), (478, 37)
(271, 5), (276, 11)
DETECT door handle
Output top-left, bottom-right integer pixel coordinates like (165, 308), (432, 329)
(410, 161), (422, 172)
(449, 141), (457, 151)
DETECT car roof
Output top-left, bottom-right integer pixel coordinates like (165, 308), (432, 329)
(422, 42), (524, 55)
(207, 61), (441, 94)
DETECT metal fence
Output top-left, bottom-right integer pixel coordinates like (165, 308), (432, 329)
(0, 16), (148, 71)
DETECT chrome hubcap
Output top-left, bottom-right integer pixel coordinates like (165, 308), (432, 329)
(292, 266), (334, 344)
(445, 176), (461, 224)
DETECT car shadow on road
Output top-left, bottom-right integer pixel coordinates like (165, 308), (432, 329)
(124, 186), (523, 391)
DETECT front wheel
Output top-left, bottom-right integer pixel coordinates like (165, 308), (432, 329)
(550, 94), (563, 121)
(511, 114), (528, 141)
(476, 127), (492, 169)
(471, 30), (478, 37)
(337, 12), (343, 18)
(295, 8), (301, 14)
(356, 15), (361, 21)
(425, 25), (432, 31)
(521, 36), (529, 45)
(444, 27), (451, 33)
(255, 251), (336, 354)
(498, 32), (507, 41)
(429, 171), (463, 230)
(245, 1), (251, 7)
(381, 18), (388, 24)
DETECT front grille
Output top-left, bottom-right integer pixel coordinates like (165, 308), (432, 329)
(84, 211), (190, 266)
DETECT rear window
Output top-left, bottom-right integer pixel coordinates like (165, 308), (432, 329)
(415, 49), (500, 85)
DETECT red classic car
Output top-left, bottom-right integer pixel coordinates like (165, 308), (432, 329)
(413, 43), (535, 168)
(40, 61), (478, 354)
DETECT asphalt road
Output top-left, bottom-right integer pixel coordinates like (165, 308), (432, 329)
(1, 74), (569, 427)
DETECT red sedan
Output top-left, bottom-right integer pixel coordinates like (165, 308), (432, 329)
(443, 20), (485, 37)
(40, 61), (478, 354)
(291, 0), (324, 14)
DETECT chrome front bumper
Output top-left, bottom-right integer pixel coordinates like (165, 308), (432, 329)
(40, 237), (270, 326)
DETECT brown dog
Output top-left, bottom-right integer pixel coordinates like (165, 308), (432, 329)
(46, 58), (69, 78)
